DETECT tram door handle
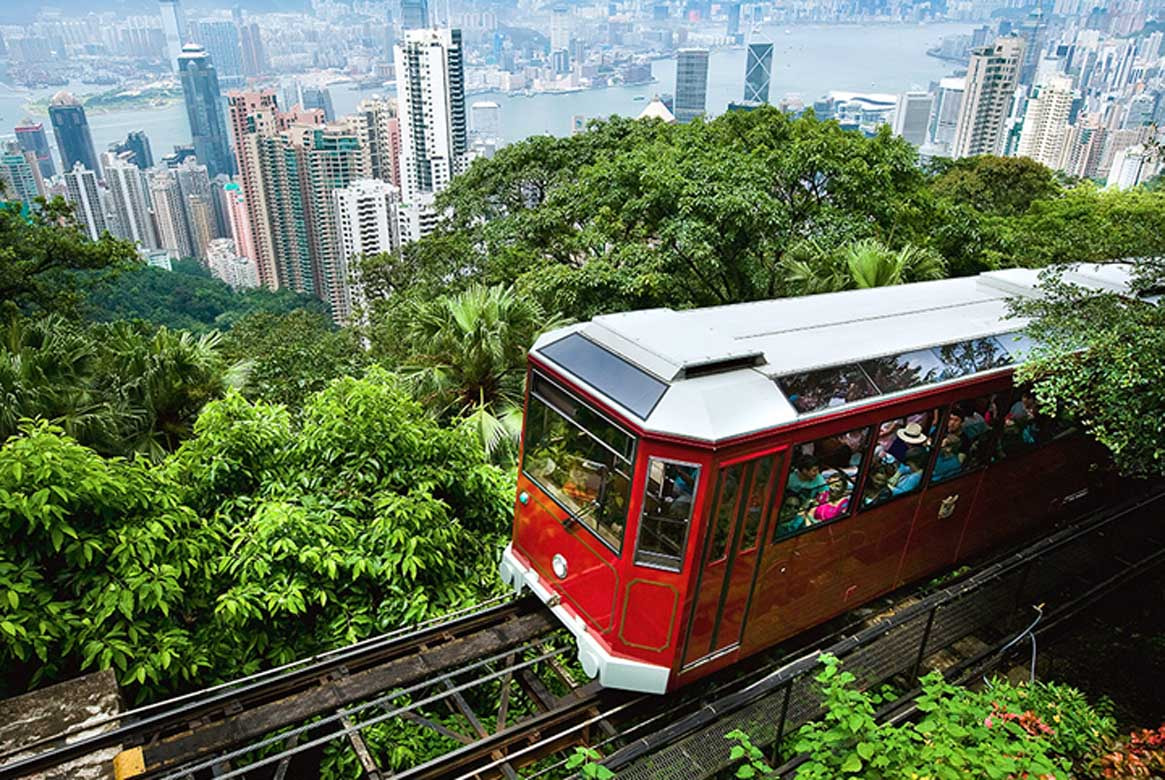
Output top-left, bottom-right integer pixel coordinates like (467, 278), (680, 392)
(938, 494), (960, 519)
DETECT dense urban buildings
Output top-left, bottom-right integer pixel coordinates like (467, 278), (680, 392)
(951, 37), (1025, 158)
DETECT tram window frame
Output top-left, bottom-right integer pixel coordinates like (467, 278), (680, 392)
(930, 393), (1003, 484)
(633, 458), (701, 572)
(521, 372), (637, 555)
(994, 385), (1079, 461)
(772, 425), (871, 545)
(858, 407), (942, 511)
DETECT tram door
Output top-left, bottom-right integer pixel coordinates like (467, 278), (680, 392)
(681, 449), (784, 670)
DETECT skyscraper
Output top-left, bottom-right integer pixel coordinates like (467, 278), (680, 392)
(550, 5), (571, 52)
(223, 181), (256, 265)
(951, 38), (1025, 159)
(357, 97), (402, 188)
(63, 163), (108, 240)
(150, 168), (195, 259)
(14, 119), (55, 179)
(1107, 145), (1162, 190)
(238, 21), (268, 77)
(893, 91), (934, 147)
(159, 0), (187, 71)
(927, 77), (965, 154)
(228, 90), (282, 288)
(726, 2), (741, 41)
(179, 44), (236, 178)
(1016, 75), (1075, 169)
(401, 0), (430, 29)
(191, 20), (243, 87)
(743, 42), (773, 105)
(674, 49), (709, 123)
(395, 28), (469, 242)
(109, 130), (155, 170)
(49, 92), (100, 179)
(103, 153), (158, 249)
(207, 238), (259, 289)
(300, 86), (336, 122)
(1, 145), (46, 204)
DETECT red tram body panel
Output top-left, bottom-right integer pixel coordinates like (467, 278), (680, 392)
(499, 267), (1129, 693)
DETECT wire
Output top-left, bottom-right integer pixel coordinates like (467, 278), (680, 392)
(984, 603), (1044, 686)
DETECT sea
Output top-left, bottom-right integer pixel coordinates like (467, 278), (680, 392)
(0, 22), (977, 163)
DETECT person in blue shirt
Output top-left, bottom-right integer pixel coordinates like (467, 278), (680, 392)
(931, 435), (966, 483)
(891, 455), (926, 496)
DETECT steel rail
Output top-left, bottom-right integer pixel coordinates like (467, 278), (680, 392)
(0, 595), (543, 779)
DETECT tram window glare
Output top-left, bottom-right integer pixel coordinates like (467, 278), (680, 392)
(634, 460), (699, 571)
(522, 374), (635, 553)
(773, 426), (869, 542)
(709, 465), (743, 562)
(932, 337), (1012, 375)
(539, 333), (668, 420)
(778, 365), (878, 414)
(861, 349), (953, 394)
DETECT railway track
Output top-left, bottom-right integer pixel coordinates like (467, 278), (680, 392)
(4, 492), (1162, 780)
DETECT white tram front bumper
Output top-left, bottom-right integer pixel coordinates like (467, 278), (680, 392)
(499, 543), (671, 694)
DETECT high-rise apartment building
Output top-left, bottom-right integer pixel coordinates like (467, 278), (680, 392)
(927, 77), (965, 154)
(743, 42), (773, 105)
(151, 168), (195, 259)
(228, 90), (282, 288)
(178, 44), (236, 178)
(14, 119), (55, 179)
(207, 238), (259, 289)
(1107, 145), (1162, 190)
(674, 49), (709, 123)
(401, 0), (430, 29)
(951, 38), (1025, 158)
(1016, 75), (1075, 169)
(222, 181), (256, 264)
(159, 0), (187, 71)
(63, 163), (108, 240)
(1, 146), (46, 204)
(893, 91), (934, 147)
(333, 179), (401, 322)
(49, 92), (100, 179)
(103, 154), (158, 249)
(395, 28), (469, 242)
(550, 5), (571, 52)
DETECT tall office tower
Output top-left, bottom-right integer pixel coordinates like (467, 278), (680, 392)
(102, 154), (158, 248)
(127, 131), (154, 169)
(14, 119), (55, 178)
(401, 0), (429, 30)
(63, 163), (107, 240)
(300, 121), (371, 322)
(178, 44), (236, 178)
(239, 22), (268, 77)
(742, 42), (773, 104)
(300, 86), (336, 121)
(191, 20), (243, 87)
(470, 100), (501, 138)
(150, 168), (195, 259)
(395, 28), (469, 242)
(550, 4), (570, 52)
(159, 0), (187, 71)
(674, 49), (710, 123)
(951, 38), (1025, 159)
(49, 92), (100, 179)
(1107, 145), (1162, 190)
(358, 97), (402, 187)
(892, 91), (934, 147)
(207, 238), (259, 289)
(926, 77), (965, 153)
(1016, 76), (1075, 170)
(0, 146), (46, 204)
(333, 179), (401, 322)
(1125, 93), (1156, 128)
(725, 2), (741, 41)
(222, 181), (256, 263)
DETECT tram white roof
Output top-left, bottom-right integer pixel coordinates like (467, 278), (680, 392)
(531, 265), (1138, 444)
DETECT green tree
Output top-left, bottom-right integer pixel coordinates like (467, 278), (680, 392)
(387, 284), (563, 460)
(781, 238), (947, 294)
(1011, 260), (1165, 477)
(930, 155), (1063, 216)
(0, 198), (137, 320)
(220, 309), (366, 410)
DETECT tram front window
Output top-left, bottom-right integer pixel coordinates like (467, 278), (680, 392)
(523, 374), (635, 552)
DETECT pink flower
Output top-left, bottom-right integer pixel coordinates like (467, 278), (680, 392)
(985, 716), (994, 728)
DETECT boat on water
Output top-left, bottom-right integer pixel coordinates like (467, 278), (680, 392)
(632, 95), (646, 101)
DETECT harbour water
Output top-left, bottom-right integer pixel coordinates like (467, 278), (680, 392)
(0, 22), (977, 163)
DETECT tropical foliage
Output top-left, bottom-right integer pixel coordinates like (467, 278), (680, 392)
(0, 370), (511, 699)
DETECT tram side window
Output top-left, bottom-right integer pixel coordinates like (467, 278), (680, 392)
(860, 408), (940, 509)
(635, 460), (699, 571)
(931, 394), (1001, 484)
(997, 386), (1077, 459)
(774, 426), (869, 542)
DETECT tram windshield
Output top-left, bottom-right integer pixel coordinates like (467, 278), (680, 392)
(523, 374), (636, 552)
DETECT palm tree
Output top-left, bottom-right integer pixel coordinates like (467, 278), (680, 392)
(399, 284), (565, 462)
(781, 238), (947, 295)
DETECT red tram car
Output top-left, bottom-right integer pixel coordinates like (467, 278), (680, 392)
(499, 266), (1128, 693)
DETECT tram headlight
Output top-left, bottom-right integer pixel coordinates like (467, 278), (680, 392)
(552, 553), (568, 579)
